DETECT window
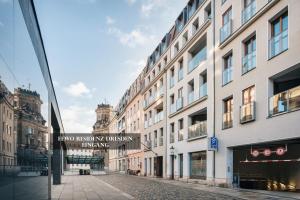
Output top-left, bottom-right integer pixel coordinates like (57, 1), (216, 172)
(178, 119), (184, 141)
(242, 0), (256, 24)
(170, 68), (175, 88)
(178, 60), (183, 81)
(183, 31), (188, 45)
(242, 35), (256, 74)
(220, 7), (232, 42)
(164, 56), (168, 66)
(170, 123), (175, 143)
(192, 18), (199, 35)
(177, 88), (183, 110)
(159, 128), (163, 146)
(269, 11), (288, 58)
(174, 42), (179, 55)
(241, 86), (255, 123)
(223, 97), (233, 129)
(158, 63), (161, 72)
(190, 151), (206, 179)
(223, 53), (233, 85)
(221, 0), (227, 5)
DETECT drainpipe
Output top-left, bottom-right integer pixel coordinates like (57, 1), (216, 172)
(212, 0), (216, 184)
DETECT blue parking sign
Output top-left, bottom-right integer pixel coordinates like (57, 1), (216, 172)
(208, 137), (218, 151)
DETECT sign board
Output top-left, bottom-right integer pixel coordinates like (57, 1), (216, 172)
(208, 136), (218, 151)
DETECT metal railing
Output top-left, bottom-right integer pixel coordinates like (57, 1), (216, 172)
(269, 29), (288, 58)
(176, 97), (183, 110)
(188, 121), (207, 139)
(154, 111), (164, 123)
(223, 67), (233, 85)
(188, 91), (194, 104)
(240, 102), (256, 123)
(170, 76), (175, 88)
(159, 137), (163, 146)
(242, 51), (256, 74)
(242, 1), (256, 24)
(170, 103), (176, 114)
(199, 83), (207, 98)
(188, 47), (207, 72)
(223, 112), (233, 129)
(269, 85), (300, 116)
(178, 129), (184, 141)
(220, 19), (232, 43)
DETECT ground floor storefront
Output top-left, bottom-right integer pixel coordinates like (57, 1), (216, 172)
(232, 139), (300, 192)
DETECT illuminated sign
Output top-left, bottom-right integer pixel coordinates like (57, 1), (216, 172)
(250, 145), (287, 157)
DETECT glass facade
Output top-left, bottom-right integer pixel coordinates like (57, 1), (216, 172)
(189, 151), (206, 179)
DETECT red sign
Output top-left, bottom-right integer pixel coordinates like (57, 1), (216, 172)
(276, 147), (286, 156)
(263, 149), (272, 156)
(251, 149), (259, 157)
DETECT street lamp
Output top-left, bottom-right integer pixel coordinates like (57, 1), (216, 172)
(170, 146), (176, 159)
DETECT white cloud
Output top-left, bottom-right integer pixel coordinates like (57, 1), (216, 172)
(126, 0), (136, 5)
(63, 81), (92, 97)
(141, 3), (154, 17)
(0, 21), (4, 27)
(108, 26), (157, 48)
(124, 59), (146, 80)
(106, 16), (115, 25)
(61, 105), (94, 133)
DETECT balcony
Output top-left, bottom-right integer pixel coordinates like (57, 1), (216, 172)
(170, 103), (176, 114)
(159, 137), (163, 146)
(220, 20), (232, 43)
(199, 83), (207, 98)
(242, 1), (256, 24)
(242, 51), (256, 74)
(223, 112), (233, 129)
(223, 67), (233, 85)
(188, 91), (195, 104)
(188, 47), (207, 72)
(170, 77), (175, 88)
(188, 121), (207, 139)
(176, 97), (183, 110)
(154, 111), (164, 123)
(240, 102), (256, 123)
(178, 129), (184, 141)
(269, 29), (288, 58)
(269, 85), (300, 116)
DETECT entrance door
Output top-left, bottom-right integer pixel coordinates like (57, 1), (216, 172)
(179, 154), (183, 178)
(170, 155), (174, 179)
(144, 158), (147, 176)
(155, 156), (163, 177)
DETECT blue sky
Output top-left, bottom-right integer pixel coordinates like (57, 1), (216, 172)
(33, 0), (187, 132)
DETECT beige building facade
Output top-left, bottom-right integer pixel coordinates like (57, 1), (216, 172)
(109, 0), (300, 192)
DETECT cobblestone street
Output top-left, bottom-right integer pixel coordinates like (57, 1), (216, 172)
(96, 174), (299, 200)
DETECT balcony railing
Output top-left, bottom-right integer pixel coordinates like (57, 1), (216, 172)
(159, 137), (163, 146)
(220, 20), (232, 43)
(188, 121), (207, 139)
(170, 103), (176, 114)
(154, 111), (164, 123)
(199, 83), (207, 98)
(242, 51), (256, 74)
(170, 132), (174, 143)
(223, 112), (233, 129)
(240, 102), (256, 123)
(242, 1), (256, 24)
(188, 47), (207, 72)
(188, 91), (194, 104)
(170, 76), (175, 88)
(269, 29), (288, 58)
(223, 67), (233, 85)
(176, 97), (183, 110)
(178, 129), (184, 141)
(269, 85), (300, 116)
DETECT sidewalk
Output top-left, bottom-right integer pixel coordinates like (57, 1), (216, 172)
(51, 175), (134, 200)
(137, 175), (300, 200)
